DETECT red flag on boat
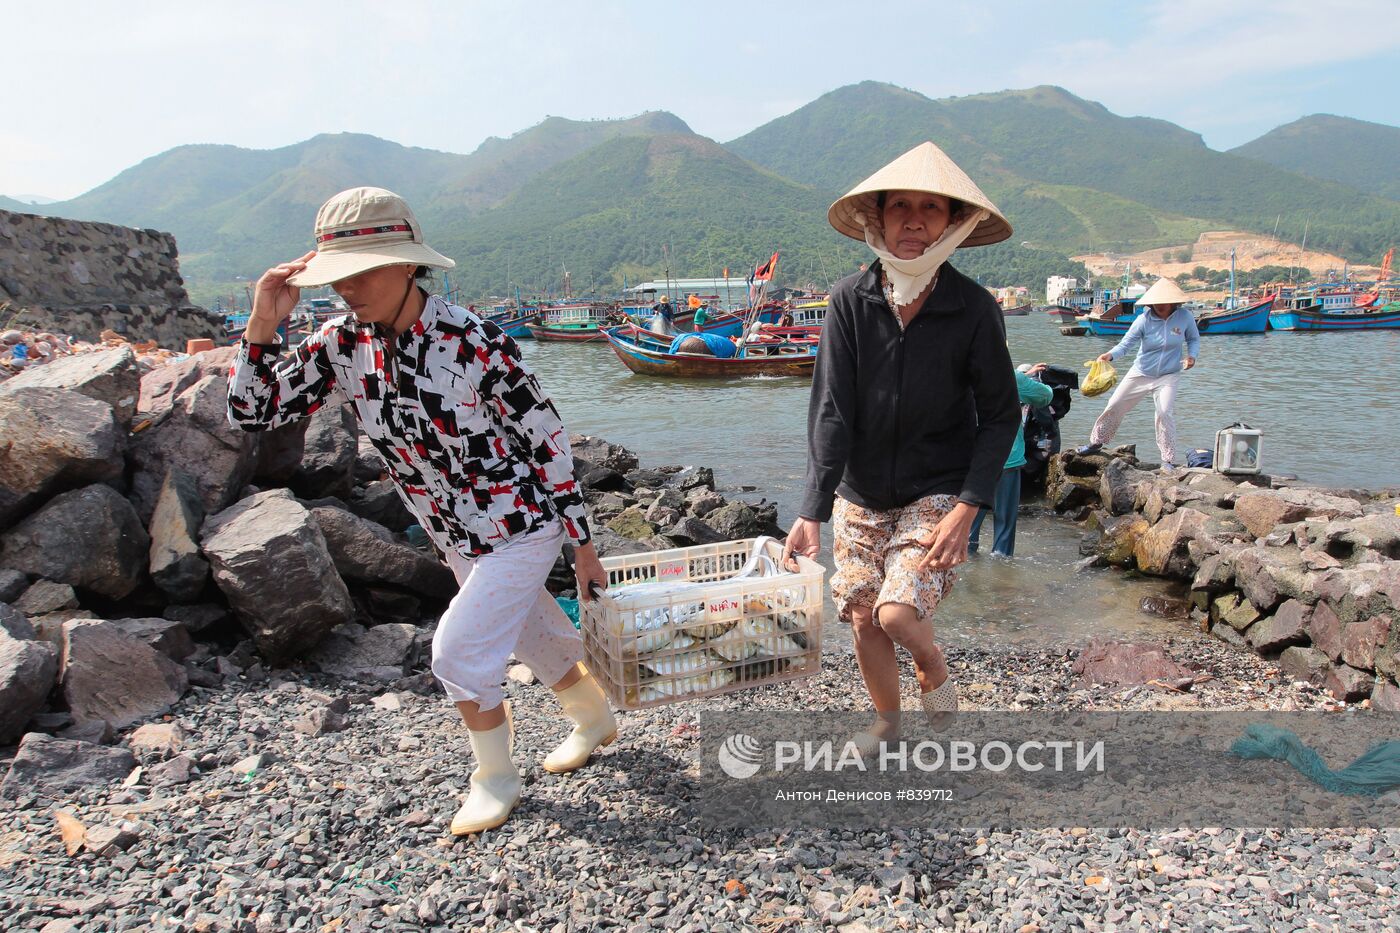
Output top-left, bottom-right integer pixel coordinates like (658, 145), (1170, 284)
(752, 252), (779, 281)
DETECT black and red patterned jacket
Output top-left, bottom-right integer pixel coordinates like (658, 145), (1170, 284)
(227, 295), (591, 558)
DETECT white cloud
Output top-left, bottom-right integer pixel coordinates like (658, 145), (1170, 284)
(1009, 0), (1399, 143)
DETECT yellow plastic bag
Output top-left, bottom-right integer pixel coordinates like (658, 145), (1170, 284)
(1082, 359), (1118, 398)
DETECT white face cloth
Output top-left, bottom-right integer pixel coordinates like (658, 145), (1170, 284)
(857, 207), (988, 307)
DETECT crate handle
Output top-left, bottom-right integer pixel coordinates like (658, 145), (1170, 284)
(562, 546), (608, 599)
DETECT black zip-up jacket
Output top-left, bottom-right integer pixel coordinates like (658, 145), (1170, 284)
(800, 261), (1021, 522)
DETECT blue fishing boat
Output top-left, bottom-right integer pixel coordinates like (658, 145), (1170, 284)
(1195, 297), (1272, 335)
(1270, 301), (1400, 331)
(1080, 298), (1142, 336)
(692, 307), (784, 338)
(479, 303), (538, 339)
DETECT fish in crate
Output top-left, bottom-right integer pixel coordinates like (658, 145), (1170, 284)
(579, 537), (825, 709)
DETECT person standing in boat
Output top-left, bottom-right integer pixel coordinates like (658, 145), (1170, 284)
(1078, 278), (1201, 472)
(783, 142), (1020, 749)
(226, 187), (617, 836)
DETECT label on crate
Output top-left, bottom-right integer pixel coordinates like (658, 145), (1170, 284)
(705, 595), (743, 623)
(658, 559), (688, 581)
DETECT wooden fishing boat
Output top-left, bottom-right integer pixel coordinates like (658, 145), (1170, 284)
(478, 303), (538, 339)
(1043, 304), (1082, 324)
(1195, 297), (1272, 335)
(1269, 301), (1400, 331)
(692, 307), (783, 338)
(602, 325), (817, 378)
(526, 303), (614, 342)
(1081, 298), (1143, 336)
(1002, 303), (1033, 317)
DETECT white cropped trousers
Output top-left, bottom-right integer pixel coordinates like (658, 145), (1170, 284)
(1088, 370), (1181, 465)
(431, 520), (583, 710)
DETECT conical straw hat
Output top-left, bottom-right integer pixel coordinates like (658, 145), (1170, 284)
(827, 141), (1011, 247)
(1135, 277), (1190, 307)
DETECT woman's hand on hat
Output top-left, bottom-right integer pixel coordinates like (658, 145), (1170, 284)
(917, 502), (978, 572)
(248, 251), (316, 338)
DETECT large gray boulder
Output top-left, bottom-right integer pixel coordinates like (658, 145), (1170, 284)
(309, 622), (420, 682)
(1247, 599), (1311, 654)
(0, 733), (137, 801)
(311, 506), (455, 599)
(588, 527), (650, 558)
(129, 347), (259, 522)
(61, 620), (188, 729)
(570, 434), (639, 474)
(1234, 487), (1364, 539)
(148, 469), (209, 602)
(0, 602), (34, 639)
(108, 617), (195, 662)
(706, 502), (763, 541)
(13, 580), (78, 616)
(1099, 459), (1149, 516)
(201, 490), (353, 661)
(0, 347), (140, 427)
(290, 402), (358, 500)
(346, 479), (415, 532)
(0, 568), (27, 603)
(1133, 508), (1209, 578)
(0, 627), (59, 743)
(253, 419), (310, 486)
(0, 387), (125, 529)
(0, 485), (150, 600)
(1235, 545), (1314, 614)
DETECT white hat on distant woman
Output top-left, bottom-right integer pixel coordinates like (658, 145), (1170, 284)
(1135, 277), (1190, 307)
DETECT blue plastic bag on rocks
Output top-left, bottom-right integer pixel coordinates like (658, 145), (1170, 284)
(556, 597), (580, 629)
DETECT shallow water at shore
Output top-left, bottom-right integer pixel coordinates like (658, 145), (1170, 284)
(522, 316), (1400, 646)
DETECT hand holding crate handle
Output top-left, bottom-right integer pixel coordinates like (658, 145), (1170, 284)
(563, 544), (607, 600)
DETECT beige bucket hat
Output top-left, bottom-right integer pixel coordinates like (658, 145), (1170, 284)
(1135, 277), (1190, 307)
(827, 141), (1011, 247)
(287, 187), (455, 287)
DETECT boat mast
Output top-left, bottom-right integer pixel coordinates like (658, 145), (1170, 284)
(1229, 247), (1236, 309)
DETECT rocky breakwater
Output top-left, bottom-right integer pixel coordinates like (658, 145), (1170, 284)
(1047, 448), (1400, 708)
(0, 338), (781, 800)
(0, 343), (462, 778)
(0, 208), (221, 346)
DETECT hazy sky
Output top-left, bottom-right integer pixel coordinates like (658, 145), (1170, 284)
(5, 0), (1397, 200)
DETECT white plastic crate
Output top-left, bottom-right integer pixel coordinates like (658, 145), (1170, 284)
(580, 537), (825, 709)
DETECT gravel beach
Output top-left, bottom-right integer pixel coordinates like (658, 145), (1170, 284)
(4, 615), (1395, 933)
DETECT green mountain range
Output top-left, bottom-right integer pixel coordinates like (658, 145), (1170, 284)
(728, 83), (1400, 263)
(5, 84), (1395, 304)
(1230, 114), (1400, 202)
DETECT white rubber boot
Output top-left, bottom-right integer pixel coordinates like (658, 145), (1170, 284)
(542, 669), (618, 774)
(450, 704), (522, 835)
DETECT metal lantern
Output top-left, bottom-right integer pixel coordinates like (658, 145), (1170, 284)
(1215, 423), (1263, 475)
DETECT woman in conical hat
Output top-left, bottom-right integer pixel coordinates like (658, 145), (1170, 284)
(1077, 277), (1201, 472)
(782, 142), (1022, 749)
(226, 187), (618, 836)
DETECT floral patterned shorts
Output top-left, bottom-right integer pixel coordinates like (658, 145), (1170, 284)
(831, 493), (959, 624)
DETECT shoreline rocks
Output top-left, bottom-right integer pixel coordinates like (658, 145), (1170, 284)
(1047, 447), (1400, 707)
